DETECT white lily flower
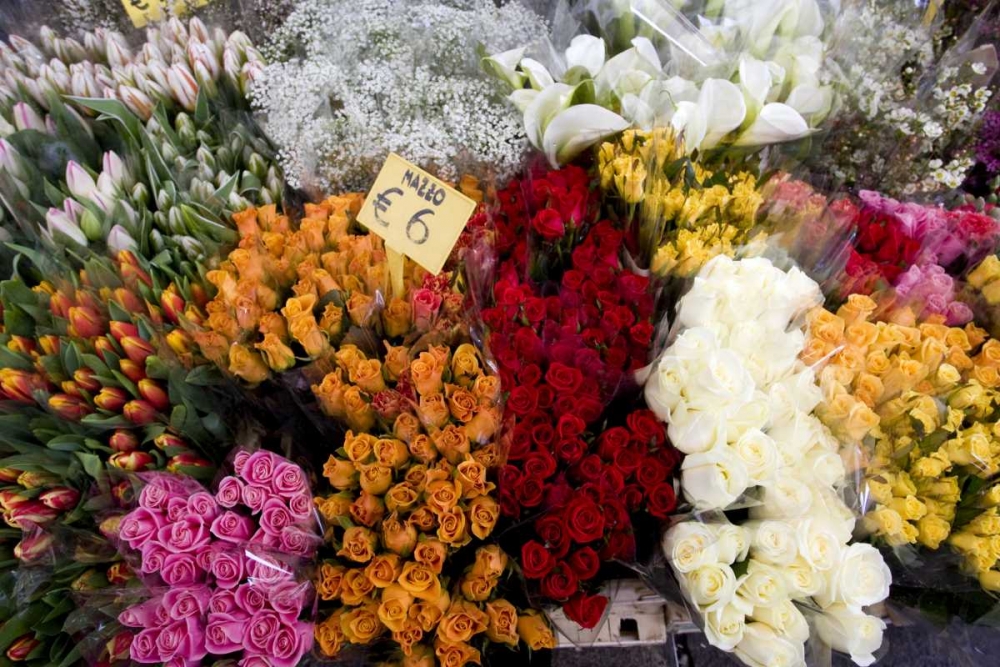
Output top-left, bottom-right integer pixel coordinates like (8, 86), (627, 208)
(523, 82), (575, 150)
(595, 37), (662, 102)
(565, 35), (606, 77)
(509, 89), (539, 114)
(483, 47), (526, 89)
(785, 83), (833, 125)
(672, 79), (746, 151)
(542, 104), (630, 166)
(520, 58), (554, 91)
(733, 102), (810, 146)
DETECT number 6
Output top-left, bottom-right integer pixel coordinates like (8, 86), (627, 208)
(407, 208), (432, 245)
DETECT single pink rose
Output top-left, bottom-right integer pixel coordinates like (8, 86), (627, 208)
(411, 287), (442, 331)
(286, 493), (313, 521)
(241, 451), (278, 487)
(249, 527), (282, 551)
(271, 462), (308, 498)
(215, 476), (245, 508)
(163, 585), (211, 620)
(130, 628), (161, 664)
(236, 582), (267, 614)
(120, 507), (165, 550)
(161, 553), (204, 586)
(195, 546), (214, 573)
(279, 526), (320, 557)
(263, 580), (309, 622)
(242, 484), (267, 514)
(211, 547), (246, 589)
(260, 498), (294, 536)
(164, 658), (201, 667)
(210, 511), (254, 544)
(244, 610), (281, 654)
(118, 597), (165, 628)
(139, 542), (169, 575)
(239, 655), (273, 667)
(138, 484), (170, 511)
(165, 496), (188, 522)
(233, 449), (251, 477)
(157, 515), (210, 553)
(268, 620), (312, 667)
(187, 492), (220, 520)
(209, 589), (241, 615)
(245, 553), (293, 585)
(205, 612), (246, 654)
(155, 617), (206, 663)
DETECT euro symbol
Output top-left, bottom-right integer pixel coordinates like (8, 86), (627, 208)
(372, 187), (403, 227)
(131, 0), (150, 8)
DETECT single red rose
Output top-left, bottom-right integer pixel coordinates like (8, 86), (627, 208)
(647, 483), (678, 519)
(567, 546), (601, 581)
(628, 321), (655, 349)
(612, 445), (643, 477)
(573, 348), (606, 380)
(601, 530), (636, 561)
(563, 593), (609, 630)
(595, 290), (620, 313)
(535, 513), (571, 558)
(564, 496), (605, 544)
(536, 384), (556, 411)
(592, 265), (616, 288)
(544, 478), (574, 512)
(596, 427), (632, 460)
(521, 540), (555, 579)
(617, 273), (649, 303)
(554, 437), (587, 465)
(540, 567), (579, 600)
(602, 497), (631, 531)
(655, 445), (683, 472)
(524, 298), (548, 324)
(600, 466), (626, 495)
(627, 410), (666, 447)
(523, 451), (557, 480)
(508, 427), (534, 461)
(562, 269), (586, 291)
(513, 327), (543, 361)
(603, 344), (630, 371)
(573, 455), (604, 484)
(556, 414), (587, 440)
(621, 484), (644, 513)
(530, 422), (555, 449)
(578, 482), (605, 506)
(546, 362), (583, 394)
(500, 488), (520, 518)
(498, 464), (522, 490)
(517, 475), (546, 508)
(507, 386), (538, 417)
(635, 457), (669, 491)
(572, 245), (598, 274)
(572, 395), (605, 425)
(517, 364), (542, 387)
(532, 209), (566, 241)
(582, 326), (608, 349)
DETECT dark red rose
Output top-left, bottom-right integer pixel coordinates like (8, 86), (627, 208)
(536, 384), (556, 410)
(621, 484), (644, 513)
(546, 362), (583, 393)
(564, 496), (605, 544)
(573, 395), (605, 424)
(498, 464), (522, 491)
(521, 540), (555, 579)
(856, 214), (887, 252)
(556, 414), (587, 440)
(508, 427), (534, 461)
(596, 427), (630, 460)
(523, 451), (557, 480)
(500, 488), (520, 518)
(647, 483), (678, 519)
(601, 530), (636, 561)
(516, 475), (546, 508)
(603, 344), (629, 371)
(596, 290), (620, 313)
(573, 348), (606, 380)
(535, 513), (570, 558)
(572, 244), (598, 274)
(578, 482), (604, 506)
(507, 386), (538, 417)
(611, 445), (643, 477)
(532, 209), (566, 241)
(567, 546), (601, 581)
(655, 445), (682, 472)
(600, 466), (626, 495)
(592, 265), (616, 288)
(627, 410), (666, 447)
(530, 422), (555, 449)
(513, 328), (543, 361)
(562, 269), (586, 291)
(635, 457), (669, 491)
(524, 298), (548, 324)
(544, 478), (574, 512)
(554, 437), (587, 465)
(518, 364), (543, 387)
(540, 567), (579, 600)
(573, 455), (604, 484)
(628, 321), (654, 349)
(617, 273), (649, 303)
(563, 593), (609, 630)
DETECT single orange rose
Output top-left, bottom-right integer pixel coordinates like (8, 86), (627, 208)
(340, 602), (384, 644)
(365, 553), (403, 588)
(338, 526), (378, 563)
(485, 599), (519, 646)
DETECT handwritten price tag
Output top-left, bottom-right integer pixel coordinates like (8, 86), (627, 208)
(121, 0), (212, 28)
(357, 154), (478, 276)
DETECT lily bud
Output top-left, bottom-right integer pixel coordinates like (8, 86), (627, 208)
(109, 450), (154, 471)
(39, 487), (81, 511)
(92, 337), (117, 363)
(66, 161), (98, 201)
(118, 359), (146, 384)
(109, 430), (139, 453)
(137, 379), (170, 411)
(120, 335), (155, 365)
(8, 501), (60, 528)
(14, 533), (53, 562)
(73, 368), (102, 392)
(94, 386), (129, 412)
(68, 306), (105, 338)
(119, 85), (154, 121)
(123, 399), (158, 425)
(6, 634), (40, 661)
(48, 393), (92, 421)
(108, 321), (139, 342)
(12, 102), (44, 132)
(160, 290), (185, 324)
(167, 452), (212, 472)
(0, 468), (22, 484)
(46, 207), (87, 248)
(167, 63), (199, 112)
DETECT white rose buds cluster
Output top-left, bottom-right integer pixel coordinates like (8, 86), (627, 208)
(647, 256), (891, 667)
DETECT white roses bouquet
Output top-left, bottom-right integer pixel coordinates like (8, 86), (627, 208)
(647, 256), (891, 667)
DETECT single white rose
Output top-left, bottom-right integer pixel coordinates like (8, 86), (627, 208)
(684, 563), (738, 611)
(783, 556), (824, 597)
(734, 621), (806, 667)
(767, 414), (826, 467)
(814, 604), (886, 667)
(687, 349), (756, 413)
(670, 327), (722, 362)
(749, 476), (813, 520)
(682, 445), (751, 510)
(736, 560), (788, 608)
(793, 517), (844, 572)
(668, 401), (726, 454)
(752, 600), (809, 644)
(677, 284), (724, 329)
(748, 520), (798, 566)
(704, 603), (747, 651)
(809, 486), (856, 544)
(768, 369), (822, 423)
(714, 524), (751, 564)
(645, 354), (688, 422)
(726, 393), (772, 442)
(815, 543), (891, 609)
(800, 445), (846, 489)
(663, 522), (719, 573)
(733, 429), (780, 486)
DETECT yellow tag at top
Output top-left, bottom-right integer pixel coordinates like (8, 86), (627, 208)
(121, 0), (212, 28)
(922, 0), (943, 26)
(357, 154), (478, 276)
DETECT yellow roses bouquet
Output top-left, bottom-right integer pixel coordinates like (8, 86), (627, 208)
(804, 295), (1000, 591)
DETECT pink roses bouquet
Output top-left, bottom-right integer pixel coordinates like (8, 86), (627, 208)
(115, 449), (321, 666)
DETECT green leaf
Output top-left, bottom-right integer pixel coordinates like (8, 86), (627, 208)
(74, 452), (104, 480)
(184, 365), (217, 386)
(43, 180), (66, 208)
(0, 347), (33, 371)
(62, 342), (81, 375)
(0, 604), (48, 650)
(194, 87), (210, 125)
(64, 97), (141, 144)
(214, 172), (239, 201)
(79, 354), (109, 376)
(169, 404), (188, 431)
(45, 435), (85, 453)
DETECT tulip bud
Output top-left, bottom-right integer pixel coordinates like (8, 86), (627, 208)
(107, 225), (138, 255)
(68, 306), (105, 338)
(6, 634), (40, 661)
(123, 399), (158, 425)
(61, 380), (81, 397)
(167, 63), (198, 112)
(0, 138), (26, 181)
(13, 102), (44, 132)
(48, 393), (92, 421)
(111, 288), (144, 315)
(109, 450), (154, 471)
(137, 379), (170, 411)
(99, 514), (122, 540)
(167, 452), (212, 472)
(111, 480), (134, 506)
(0, 464), (19, 481)
(154, 433), (188, 451)
(17, 471), (59, 489)
(39, 487), (80, 511)
(6, 336), (35, 357)
(92, 337), (117, 363)
(8, 501), (60, 528)
(106, 563), (134, 587)
(160, 290), (185, 325)
(45, 207), (87, 248)
(120, 335), (155, 364)
(37, 335), (60, 356)
(65, 160), (98, 201)
(48, 291), (72, 319)
(120, 85), (154, 120)
(0, 490), (28, 509)
(70, 368), (100, 393)
(102, 151), (132, 189)
(118, 359), (146, 384)
(118, 264), (152, 292)
(14, 533), (53, 563)
(165, 329), (194, 356)
(94, 386), (129, 412)
(108, 321), (139, 342)
(108, 430), (139, 453)
(0, 370), (40, 404)
(79, 208), (103, 242)
(71, 568), (108, 592)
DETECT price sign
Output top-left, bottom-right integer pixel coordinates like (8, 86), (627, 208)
(357, 153), (478, 276)
(121, 0), (212, 28)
